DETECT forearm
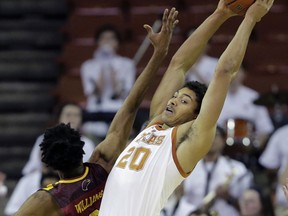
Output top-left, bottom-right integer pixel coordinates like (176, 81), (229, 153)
(125, 50), (167, 111)
(103, 50), (168, 157)
(149, 10), (232, 117)
(170, 10), (231, 73)
(216, 16), (257, 76)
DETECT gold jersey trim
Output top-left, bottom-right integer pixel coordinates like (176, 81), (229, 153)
(43, 166), (90, 190)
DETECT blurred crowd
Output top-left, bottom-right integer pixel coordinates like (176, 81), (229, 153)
(2, 15), (288, 216)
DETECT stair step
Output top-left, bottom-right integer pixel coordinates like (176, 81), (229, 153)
(0, 126), (45, 146)
(0, 146), (37, 179)
(0, 50), (59, 62)
(0, 113), (51, 127)
(0, 0), (68, 17)
(0, 93), (54, 112)
(0, 31), (63, 49)
(0, 18), (65, 31)
(0, 62), (59, 80)
(0, 82), (55, 93)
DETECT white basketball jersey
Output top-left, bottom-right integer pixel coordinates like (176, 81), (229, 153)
(99, 124), (187, 216)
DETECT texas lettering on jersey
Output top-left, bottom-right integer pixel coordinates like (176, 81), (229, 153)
(135, 132), (166, 146)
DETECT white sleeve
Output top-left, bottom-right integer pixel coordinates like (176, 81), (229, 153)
(254, 106), (274, 134)
(118, 59), (135, 97)
(230, 164), (253, 197)
(22, 135), (43, 175)
(80, 60), (100, 96)
(259, 130), (282, 169)
(81, 136), (96, 162)
(4, 174), (40, 215)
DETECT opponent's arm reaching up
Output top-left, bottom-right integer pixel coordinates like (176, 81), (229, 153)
(89, 8), (179, 170)
(149, 0), (236, 118)
(177, 0), (274, 173)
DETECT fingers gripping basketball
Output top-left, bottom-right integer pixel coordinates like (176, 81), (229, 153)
(225, 0), (255, 16)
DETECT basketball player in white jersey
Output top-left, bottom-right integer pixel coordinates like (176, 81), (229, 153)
(99, 0), (274, 216)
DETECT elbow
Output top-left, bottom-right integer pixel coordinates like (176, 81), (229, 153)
(215, 59), (238, 77)
(168, 55), (187, 75)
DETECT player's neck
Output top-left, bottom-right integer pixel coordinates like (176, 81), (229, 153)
(161, 124), (171, 129)
(59, 164), (85, 179)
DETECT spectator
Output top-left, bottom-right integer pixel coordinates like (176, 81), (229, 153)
(80, 24), (136, 139)
(4, 165), (59, 215)
(22, 102), (95, 175)
(0, 171), (8, 198)
(162, 127), (253, 216)
(259, 124), (288, 215)
(238, 186), (275, 216)
(187, 62), (273, 168)
(98, 1), (275, 215)
(12, 10), (178, 214)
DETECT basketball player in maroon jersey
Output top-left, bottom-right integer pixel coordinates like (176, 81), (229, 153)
(13, 8), (179, 216)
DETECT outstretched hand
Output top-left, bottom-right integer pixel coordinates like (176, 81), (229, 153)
(246, 0), (274, 22)
(216, 0), (239, 18)
(143, 7), (179, 55)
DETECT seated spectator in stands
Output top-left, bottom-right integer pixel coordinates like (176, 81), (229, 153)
(259, 123), (288, 215)
(187, 64), (273, 149)
(238, 186), (275, 216)
(80, 24), (136, 139)
(161, 126), (253, 216)
(4, 165), (59, 215)
(0, 171), (8, 198)
(22, 102), (95, 175)
(283, 177), (288, 206)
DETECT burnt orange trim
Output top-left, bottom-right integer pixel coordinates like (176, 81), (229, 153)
(145, 121), (165, 131)
(155, 124), (165, 131)
(171, 127), (190, 178)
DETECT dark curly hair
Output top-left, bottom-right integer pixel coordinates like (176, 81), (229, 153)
(183, 81), (207, 114)
(40, 123), (85, 171)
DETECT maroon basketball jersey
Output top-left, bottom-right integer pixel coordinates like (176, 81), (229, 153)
(41, 163), (108, 216)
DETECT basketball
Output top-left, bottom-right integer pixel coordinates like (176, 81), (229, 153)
(224, 0), (255, 16)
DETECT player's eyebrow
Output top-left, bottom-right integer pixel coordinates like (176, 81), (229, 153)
(182, 93), (193, 101)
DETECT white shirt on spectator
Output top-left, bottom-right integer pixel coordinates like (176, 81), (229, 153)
(4, 171), (42, 215)
(259, 125), (288, 207)
(80, 52), (135, 112)
(171, 156), (253, 216)
(218, 86), (273, 135)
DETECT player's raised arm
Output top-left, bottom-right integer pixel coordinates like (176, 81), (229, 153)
(89, 8), (179, 168)
(177, 0), (275, 173)
(149, 0), (237, 118)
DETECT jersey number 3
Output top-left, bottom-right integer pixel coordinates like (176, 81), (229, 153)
(116, 147), (151, 171)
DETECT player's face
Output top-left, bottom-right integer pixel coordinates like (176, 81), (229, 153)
(162, 87), (198, 127)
